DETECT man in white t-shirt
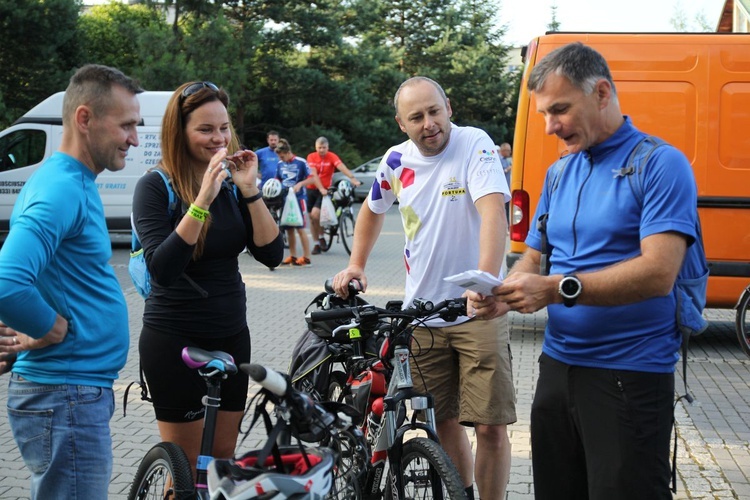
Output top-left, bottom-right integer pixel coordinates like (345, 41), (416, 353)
(332, 77), (515, 500)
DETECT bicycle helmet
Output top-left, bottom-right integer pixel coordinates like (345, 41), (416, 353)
(332, 180), (353, 204)
(262, 178), (283, 200)
(208, 446), (334, 500)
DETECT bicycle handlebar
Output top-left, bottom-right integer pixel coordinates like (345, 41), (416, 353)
(243, 363), (288, 397)
(306, 296), (467, 326)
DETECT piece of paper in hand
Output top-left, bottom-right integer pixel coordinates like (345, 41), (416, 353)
(443, 270), (503, 296)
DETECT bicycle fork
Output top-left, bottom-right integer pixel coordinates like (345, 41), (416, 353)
(363, 346), (441, 499)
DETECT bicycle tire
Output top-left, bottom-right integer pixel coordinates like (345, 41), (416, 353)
(384, 437), (467, 500)
(325, 222), (337, 253)
(128, 442), (195, 500)
(327, 428), (367, 500)
(328, 370), (348, 403)
(736, 289), (750, 359)
(339, 210), (355, 256)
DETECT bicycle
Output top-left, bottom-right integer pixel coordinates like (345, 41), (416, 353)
(128, 347), (366, 499)
(299, 280), (468, 500)
(320, 180), (357, 256)
(735, 284), (750, 358)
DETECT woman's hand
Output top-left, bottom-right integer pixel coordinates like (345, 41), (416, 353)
(226, 149), (259, 193)
(194, 149), (232, 209)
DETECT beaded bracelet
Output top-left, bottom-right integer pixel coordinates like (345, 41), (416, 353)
(187, 203), (209, 223)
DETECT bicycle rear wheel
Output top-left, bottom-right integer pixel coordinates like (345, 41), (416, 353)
(339, 210), (355, 256)
(384, 437), (466, 500)
(128, 442), (195, 500)
(736, 288), (750, 359)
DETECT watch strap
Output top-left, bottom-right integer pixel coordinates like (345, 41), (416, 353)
(242, 191), (263, 204)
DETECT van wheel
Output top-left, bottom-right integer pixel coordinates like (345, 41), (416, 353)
(736, 287), (750, 359)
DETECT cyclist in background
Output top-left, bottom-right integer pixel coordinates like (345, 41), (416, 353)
(332, 76), (514, 500)
(255, 130), (280, 188)
(306, 136), (361, 254)
(0, 64), (140, 499)
(132, 81), (283, 479)
(276, 138), (325, 266)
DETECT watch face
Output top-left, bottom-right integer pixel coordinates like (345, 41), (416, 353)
(561, 277), (580, 297)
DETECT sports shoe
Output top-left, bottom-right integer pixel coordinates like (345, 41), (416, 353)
(318, 238), (329, 252)
(294, 256), (311, 266)
(282, 255), (296, 265)
(312, 244), (322, 255)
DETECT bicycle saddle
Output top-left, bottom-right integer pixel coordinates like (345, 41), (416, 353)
(181, 346), (238, 375)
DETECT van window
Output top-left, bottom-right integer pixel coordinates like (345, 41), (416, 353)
(0, 129), (46, 172)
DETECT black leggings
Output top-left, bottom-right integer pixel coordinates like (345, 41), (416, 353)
(531, 353), (674, 500)
(139, 325), (251, 422)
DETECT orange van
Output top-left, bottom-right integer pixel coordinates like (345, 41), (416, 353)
(508, 33), (750, 308)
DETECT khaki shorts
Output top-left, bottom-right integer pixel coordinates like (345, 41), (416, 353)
(410, 316), (516, 426)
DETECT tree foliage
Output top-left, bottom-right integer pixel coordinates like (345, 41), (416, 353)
(0, 0), (522, 161)
(0, 0), (81, 125)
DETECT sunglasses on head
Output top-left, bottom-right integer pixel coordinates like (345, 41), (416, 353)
(181, 81), (219, 100)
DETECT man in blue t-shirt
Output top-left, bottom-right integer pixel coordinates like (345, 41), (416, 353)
(0, 65), (138, 498)
(255, 130), (280, 188)
(473, 43), (702, 499)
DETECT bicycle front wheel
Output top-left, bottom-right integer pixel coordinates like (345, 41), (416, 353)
(128, 442), (195, 500)
(385, 437), (466, 500)
(339, 210), (355, 256)
(736, 288), (750, 359)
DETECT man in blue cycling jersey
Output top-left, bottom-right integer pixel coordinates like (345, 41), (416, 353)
(473, 42), (703, 499)
(256, 130), (280, 188)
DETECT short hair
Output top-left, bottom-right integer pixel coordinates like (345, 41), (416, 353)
(267, 130), (279, 138)
(527, 42), (617, 97)
(276, 138), (291, 153)
(393, 76), (448, 111)
(315, 136), (329, 146)
(62, 64), (142, 126)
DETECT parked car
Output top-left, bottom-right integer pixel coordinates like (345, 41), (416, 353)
(332, 156), (382, 202)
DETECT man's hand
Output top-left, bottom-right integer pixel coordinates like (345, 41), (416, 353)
(332, 265), (367, 299)
(466, 290), (511, 320)
(495, 272), (557, 313)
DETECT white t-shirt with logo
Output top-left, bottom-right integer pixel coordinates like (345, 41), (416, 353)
(368, 124), (509, 325)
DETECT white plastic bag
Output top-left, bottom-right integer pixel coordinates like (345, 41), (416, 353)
(280, 189), (304, 227)
(319, 195), (339, 227)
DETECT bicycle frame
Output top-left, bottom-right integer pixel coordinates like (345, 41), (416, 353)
(178, 348), (236, 498)
(332, 319), (445, 500)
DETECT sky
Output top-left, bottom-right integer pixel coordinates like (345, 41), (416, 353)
(500, 0), (725, 46)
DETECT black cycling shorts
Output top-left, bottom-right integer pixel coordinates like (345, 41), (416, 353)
(139, 325), (251, 423)
(306, 189), (324, 212)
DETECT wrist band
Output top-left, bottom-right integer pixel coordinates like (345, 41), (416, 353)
(242, 191), (263, 204)
(187, 203), (209, 222)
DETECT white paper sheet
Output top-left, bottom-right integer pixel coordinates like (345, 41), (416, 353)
(443, 270), (502, 296)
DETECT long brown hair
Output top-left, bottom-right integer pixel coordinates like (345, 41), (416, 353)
(159, 82), (235, 258)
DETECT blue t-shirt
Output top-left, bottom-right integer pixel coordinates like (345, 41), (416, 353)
(277, 157), (310, 201)
(0, 152), (129, 387)
(525, 117), (699, 373)
(256, 146), (279, 187)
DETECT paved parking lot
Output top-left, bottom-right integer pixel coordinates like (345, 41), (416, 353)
(1, 205), (748, 499)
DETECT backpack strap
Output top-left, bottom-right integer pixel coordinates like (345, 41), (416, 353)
(153, 167), (179, 216)
(612, 136), (667, 204)
(538, 153), (573, 276)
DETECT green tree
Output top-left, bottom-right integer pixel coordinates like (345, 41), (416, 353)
(78, 1), (168, 76)
(0, 0), (82, 127)
(547, 3), (561, 32)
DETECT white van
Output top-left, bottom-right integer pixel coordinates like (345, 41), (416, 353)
(0, 91), (171, 236)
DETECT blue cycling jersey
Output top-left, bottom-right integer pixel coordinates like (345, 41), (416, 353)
(526, 117), (699, 373)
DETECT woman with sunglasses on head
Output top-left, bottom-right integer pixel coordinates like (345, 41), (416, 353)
(131, 81), (283, 476)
